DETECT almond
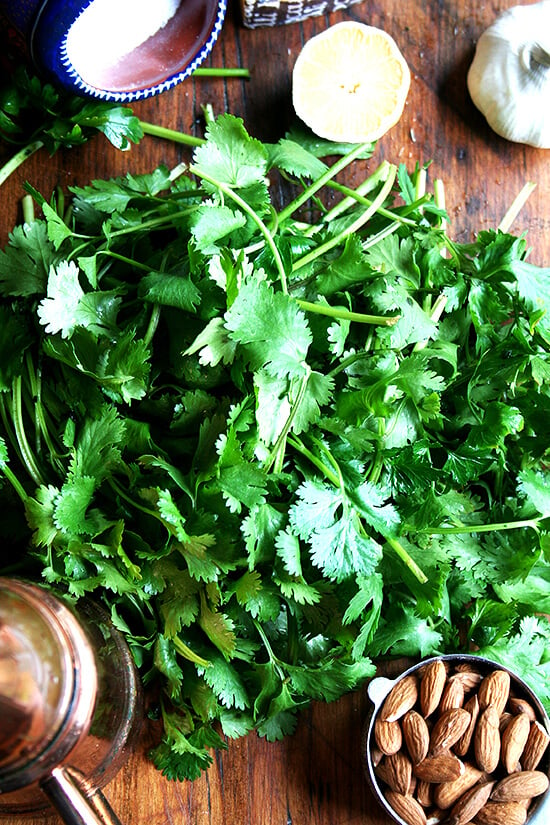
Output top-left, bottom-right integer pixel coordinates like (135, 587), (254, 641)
(420, 660), (447, 717)
(383, 751), (413, 795)
(491, 769), (550, 802)
(501, 712), (530, 773)
(475, 800), (528, 825)
(392, 752), (412, 794)
(439, 678), (465, 713)
(522, 719), (550, 771)
(374, 715), (403, 755)
(371, 745), (384, 767)
(478, 669), (510, 716)
(499, 711), (513, 734)
(433, 762), (484, 810)
(416, 779), (433, 808)
(430, 707), (471, 756)
(454, 694), (479, 757)
(474, 705), (500, 773)
(449, 668), (483, 693)
(385, 790), (427, 825)
(381, 674), (419, 723)
(402, 710), (430, 765)
(414, 751), (465, 783)
(508, 697), (537, 721)
(448, 780), (494, 825)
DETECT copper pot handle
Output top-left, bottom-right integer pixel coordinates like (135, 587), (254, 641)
(40, 766), (123, 825)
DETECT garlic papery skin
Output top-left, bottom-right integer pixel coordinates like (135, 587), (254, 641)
(467, 0), (550, 148)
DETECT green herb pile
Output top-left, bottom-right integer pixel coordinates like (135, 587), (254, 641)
(1, 113), (549, 780)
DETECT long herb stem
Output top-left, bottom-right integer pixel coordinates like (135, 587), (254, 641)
(12, 376), (43, 487)
(172, 635), (211, 668)
(296, 298), (399, 326)
(287, 435), (340, 487)
(0, 140), (44, 187)
(423, 518), (540, 535)
(193, 68), (250, 78)
(277, 144), (377, 225)
(321, 162), (392, 224)
(264, 366), (312, 474)
(189, 163), (289, 293)
(292, 164), (397, 272)
(325, 179), (417, 226)
(385, 537), (428, 584)
(498, 182), (537, 233)
(139, 121), (205, 147)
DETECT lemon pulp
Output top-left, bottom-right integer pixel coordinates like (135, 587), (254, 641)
(292, 21), (411, 143)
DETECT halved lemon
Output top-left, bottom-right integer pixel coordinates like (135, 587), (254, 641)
(292, 21), (411, 143)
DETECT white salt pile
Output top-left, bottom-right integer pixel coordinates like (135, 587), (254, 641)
(65, 0), (181, 89)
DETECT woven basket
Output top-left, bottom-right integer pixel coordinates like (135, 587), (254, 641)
(240, 0), (363, 28)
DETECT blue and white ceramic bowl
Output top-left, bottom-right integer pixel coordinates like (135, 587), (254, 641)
(0, 0), (227, 101)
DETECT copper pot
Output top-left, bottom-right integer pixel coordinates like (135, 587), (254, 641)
(0, 578), (142, 825)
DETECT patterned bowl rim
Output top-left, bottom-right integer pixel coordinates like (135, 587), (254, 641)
(30, 0), (227, 102)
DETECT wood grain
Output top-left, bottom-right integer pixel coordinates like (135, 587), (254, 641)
(1, 1), (548, 823)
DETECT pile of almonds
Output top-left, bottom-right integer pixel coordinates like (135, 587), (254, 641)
(370, 660), (550, 825)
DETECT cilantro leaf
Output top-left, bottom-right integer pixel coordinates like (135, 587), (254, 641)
(225, 279), (312, 379)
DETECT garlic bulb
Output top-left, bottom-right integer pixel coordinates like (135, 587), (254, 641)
(467, 0), (550, 148)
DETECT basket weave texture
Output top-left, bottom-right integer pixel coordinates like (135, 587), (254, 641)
(241, 0), (363, 28)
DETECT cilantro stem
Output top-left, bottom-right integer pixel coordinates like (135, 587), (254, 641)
(264, 366), (312, 474)
(144, 304), (162, 348)
(320, 162), (393, 224)
(312, 436), (344, 490)
(362, 220), (403, 251)
(292, 164), (397, 273)
(138, 121), (205, 147)
(287, 435), (339, 487)
(172, 635), (211, 668)
(193, 68), (250, 78)
(327, 349), (371, 378)
(413, 292), (448, 352)
(433, 178), (446, 233)
(252, 619), (286, 681)
(423, 518), (540, 535)
(295, 298), (399, 327)
(189, 164), (289, 293)
(0, 139), (43, 187)
(22, 194), (35, 224)
(277, 145), (378, 226)
(0, 453), (28, 504)
(415, 165), (427, 208)
(25, 354), (65, 472)
(12, 376), (43, 487)
(385, 536), (428, 584)
(325, 180), (417, 227)
(96, 250), (152, 271)
(498, 182), (537, 233)
(108, 476), (165, 522)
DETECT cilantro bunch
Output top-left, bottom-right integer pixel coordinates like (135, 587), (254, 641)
(0, 68), (144, 186)
(0, 113), (549, 781)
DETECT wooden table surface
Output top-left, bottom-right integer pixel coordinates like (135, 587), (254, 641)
(1, 1), (549, 824)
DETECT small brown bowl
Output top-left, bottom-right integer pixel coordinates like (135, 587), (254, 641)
(362, 654), (550, 825)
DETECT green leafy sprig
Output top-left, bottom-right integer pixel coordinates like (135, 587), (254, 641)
(0, 67), (250, 186)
